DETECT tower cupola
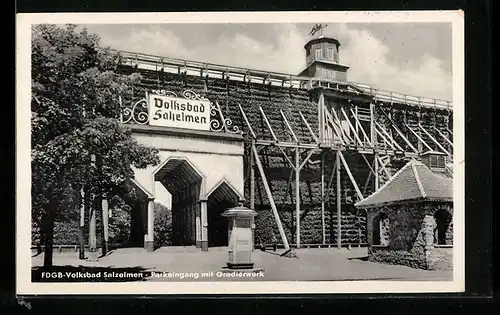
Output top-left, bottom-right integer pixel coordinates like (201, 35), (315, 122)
(298, 35), (350, 81)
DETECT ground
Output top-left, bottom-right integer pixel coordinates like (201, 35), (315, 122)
(31, 246), (452, 282)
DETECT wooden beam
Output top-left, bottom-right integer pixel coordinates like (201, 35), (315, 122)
(363, 168), (374, 195)
(350, 108), (371, 145)
(299, 111), (319, 144)
(378, 108), (419, 154)
(360, 153), (376, 175)
(250, 140), (255, 210)
(340, 106), (364, 147)
(336, 150), (341, 249)
(280, 109), (299, 143)
(331, 106), (353, 143)
(375, 121), (404, 151)
(295, 148), (301, 248)
(259, 107), (278, 141)
(238, 104), (256, 139)
(419, 124), (451, 156)
(321, 151), (326, 244)
(376, 154), (392, 179)
(277, 146), (295, 170)
(318, 93), (325, 142)
(374, 152), (380, 190)
(374, 125), (397, 151)
(338, 151), (364, 200)
(255, 140), (317, 149)
(251, 143), (290, 250)
(299, 149), (317, 171)
(405, 124), (433, 152)
(324, 108), (346, 145)
(433, 126), (453, 146)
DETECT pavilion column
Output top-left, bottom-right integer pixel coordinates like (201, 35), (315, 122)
(200, 198), (208, 251)
(145, 197), (155, 252)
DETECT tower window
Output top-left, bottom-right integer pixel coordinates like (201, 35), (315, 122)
(327, 47), (334, 60)
(315, 48), (322, 60)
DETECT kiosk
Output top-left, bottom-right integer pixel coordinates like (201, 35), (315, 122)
(221, 205), (257, 269)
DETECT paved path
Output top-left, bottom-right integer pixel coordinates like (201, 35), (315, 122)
(32, 246), (452, 282)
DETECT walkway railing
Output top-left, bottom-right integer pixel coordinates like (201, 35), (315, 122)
(108, 49), (453, 111)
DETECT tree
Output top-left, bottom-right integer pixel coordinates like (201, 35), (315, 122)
(154, 203), (172, 248)
(31, 24), (159, 267)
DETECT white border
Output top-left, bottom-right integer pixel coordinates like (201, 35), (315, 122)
(16, 11), (465, 295)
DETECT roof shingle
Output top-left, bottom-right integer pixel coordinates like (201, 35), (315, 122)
(354, 159), (453, 209)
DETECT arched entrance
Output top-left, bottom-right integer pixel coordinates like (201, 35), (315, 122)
(207, 181), (241, 247)
(155, 158), (204, 246)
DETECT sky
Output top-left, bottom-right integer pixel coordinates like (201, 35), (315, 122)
(79, 22), (453, 101)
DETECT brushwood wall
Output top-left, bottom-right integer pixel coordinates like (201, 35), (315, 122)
(118, 65), (452, 246)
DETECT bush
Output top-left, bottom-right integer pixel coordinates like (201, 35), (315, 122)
(108, 204), (131, 246)
(154, 203), (172, 247)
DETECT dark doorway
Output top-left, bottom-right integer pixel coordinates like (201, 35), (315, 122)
(208, 199), (233, 247)
(206, 181), (240, 247)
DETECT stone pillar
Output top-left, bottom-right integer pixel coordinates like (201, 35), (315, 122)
(145, 198), (155, 252)
(200, 199), (208, 251)
(423, 214), (436, 268)
(195, 203), (202, 248)
(101, 195), (109, 256)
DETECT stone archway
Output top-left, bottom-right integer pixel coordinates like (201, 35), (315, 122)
(206, 180), (241, 247)
(154, 157), (204, 247)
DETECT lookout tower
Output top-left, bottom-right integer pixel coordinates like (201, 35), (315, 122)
(298, 35), (350, 81)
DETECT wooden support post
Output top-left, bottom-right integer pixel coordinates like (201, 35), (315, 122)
(280, 110), (299, 143)
(340, 107), (364, 147)
(350, 108), (371, 145)
(433, 126), (453, 146)
(419, 124), (451, 156)
(370, 103), (376, 147)
(238, 104), (256, 139)
(325, 109), (346, 145)
(299, 111), (319, 144)
(250, 141), (255, 210)
(251, 144), (290, 251)
(406, 124), (433, 152)
(318, 93), (325, 143)
(377, 155), (392, 179)
(336, 150), (341, 249)
(379, 108), (419, 154)
(259, 106), (278, 141)
(355, 106), (359, 144)
(375, 121), (404, 151)
(363, 168), (374, 195)
(374, 153), (380, 190)
(321, 151), (326, 244)
(331, 106), (353, 143)
(338, 151), (364, 200)
(295, 148), (301, 248)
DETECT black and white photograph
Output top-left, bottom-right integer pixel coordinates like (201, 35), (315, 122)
(16, 11), (465, 295)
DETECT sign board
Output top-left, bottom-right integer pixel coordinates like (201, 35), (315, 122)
(148, 93), (211, 131)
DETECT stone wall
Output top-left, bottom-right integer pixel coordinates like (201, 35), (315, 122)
(366, 202), (453, 270)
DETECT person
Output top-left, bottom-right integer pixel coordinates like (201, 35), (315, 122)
(271, 235), (278, 252)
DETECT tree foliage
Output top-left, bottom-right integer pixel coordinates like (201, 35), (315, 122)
(31, 24), (160, 267)
(154, 202), (172, 248)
